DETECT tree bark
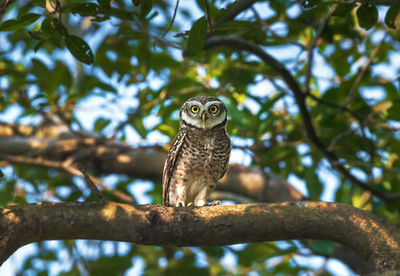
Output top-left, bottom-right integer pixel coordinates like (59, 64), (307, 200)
(1, 201), (399, 271)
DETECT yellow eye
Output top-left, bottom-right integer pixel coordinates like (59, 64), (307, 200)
(209, 105), (218, 114)
(191, 105), (199, 113)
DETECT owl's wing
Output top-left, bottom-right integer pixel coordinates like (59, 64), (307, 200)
(162, 131), (186, 206)
(219, 136), (231, 180)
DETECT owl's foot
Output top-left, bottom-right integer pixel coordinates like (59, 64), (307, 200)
(176, 201), (185, 207)
(209, 200), (221, 206)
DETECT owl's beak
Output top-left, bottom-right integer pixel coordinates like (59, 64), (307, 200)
(202, 113), (206, 122)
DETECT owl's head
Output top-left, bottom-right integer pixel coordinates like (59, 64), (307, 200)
(180, 96), (228, 129)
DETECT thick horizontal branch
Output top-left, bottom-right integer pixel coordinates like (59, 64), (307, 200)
(1, 201), (400, 271)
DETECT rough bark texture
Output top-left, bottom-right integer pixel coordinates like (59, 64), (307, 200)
(1, 201), (400, 271)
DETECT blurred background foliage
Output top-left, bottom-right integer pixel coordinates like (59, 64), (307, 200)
(0, 0), (400, 274)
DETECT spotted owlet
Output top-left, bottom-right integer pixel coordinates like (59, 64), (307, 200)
(162, 96), (231, 207)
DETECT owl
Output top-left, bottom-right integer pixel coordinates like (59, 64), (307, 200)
(162, 96), (231, 207)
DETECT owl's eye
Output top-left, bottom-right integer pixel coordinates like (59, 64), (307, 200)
(191, 105), (200, 113)
(209, 105), (218, 114)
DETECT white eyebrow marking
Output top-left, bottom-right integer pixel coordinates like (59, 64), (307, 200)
(205, 101), (222, 109)
(186, 100), (203, 107)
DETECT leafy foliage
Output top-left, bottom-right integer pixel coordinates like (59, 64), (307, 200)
(1, 0), (400, 275)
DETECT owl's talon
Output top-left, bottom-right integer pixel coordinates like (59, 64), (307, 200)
(187, 202), (193, 207)
(176, 201), (185, 207)
(209, 200), (221, 206)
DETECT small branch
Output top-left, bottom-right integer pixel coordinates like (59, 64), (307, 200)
(306, 92), (365, 121)
(203, 0), (213, 32)
(346, 33), (387, 103)
(158, 0), (180, 40)
(110, 108), (142, 140)
(305, 5), (336, 93)
(0, 0), (16, 15)
(0, 154), (135, 204)
(214, 0), (257, 27)
(203, 37), (400, 202)
(1, 201), (400, 271)
(251, 7), (305, 49)
(78, 165), (105, 201)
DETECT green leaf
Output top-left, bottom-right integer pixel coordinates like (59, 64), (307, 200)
(384, 2), (400, 28)
(94, 117), (111, 132)
(311, 240), (334, 256)
(97, 0), (111, 9)
(305, 166), (322, 200)
(66, 3), (101, 17)
(54, 61), (73, 89)
(187, 16), (208, 56)
(356, 4), (378, 30)
(140, 0), (153, 18)
(0, 179), (15, 206)
(388, 99), (400, 120)
(64, 35), (94, 65)
(31, 58), (52, 92)
(132, 117), (147, 138)
(90, 256), (131, 275)
(0, 13), (41, 32)
(41, 17), (57, 36)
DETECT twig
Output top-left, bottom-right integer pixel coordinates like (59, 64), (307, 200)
(214, 0), (257, 28)
(203, 0), (213, 32)
(203, 37), (400, 202)
(305, 5), (336, 93)
(142, 26), (183, 50)
(77, 165), (106, 201)
(327, 129), (354, 151)
(67, 164), (135, 204)
(250, 6), (305, 49)
(306, 92), (365, 121)
(0, 154), (135, 203)
(158, 0), (180, 40)
(110, 108), (142, 140)
(345, 33), (388, 103)
(0, 0), (16, 15)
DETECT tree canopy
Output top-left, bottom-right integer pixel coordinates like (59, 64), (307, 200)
(0, 0), (400, 275)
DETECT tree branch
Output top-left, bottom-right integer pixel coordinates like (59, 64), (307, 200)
(0, 0), (15, 16)
(78, 166), (106, 201)
(304, 5), (336, 93)
(0, 153), (136, 204)
(158, 0), (180, 39)
(203, 37), (400, 202)
(346, 33), (388, 103)
(0, 123), (302, 203)
(1, 201), (400, 271)
(214, 0), (258, 28)
(306, 92), (365, 121)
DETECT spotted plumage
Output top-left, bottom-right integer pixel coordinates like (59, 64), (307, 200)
(162, 96), (231, 207)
